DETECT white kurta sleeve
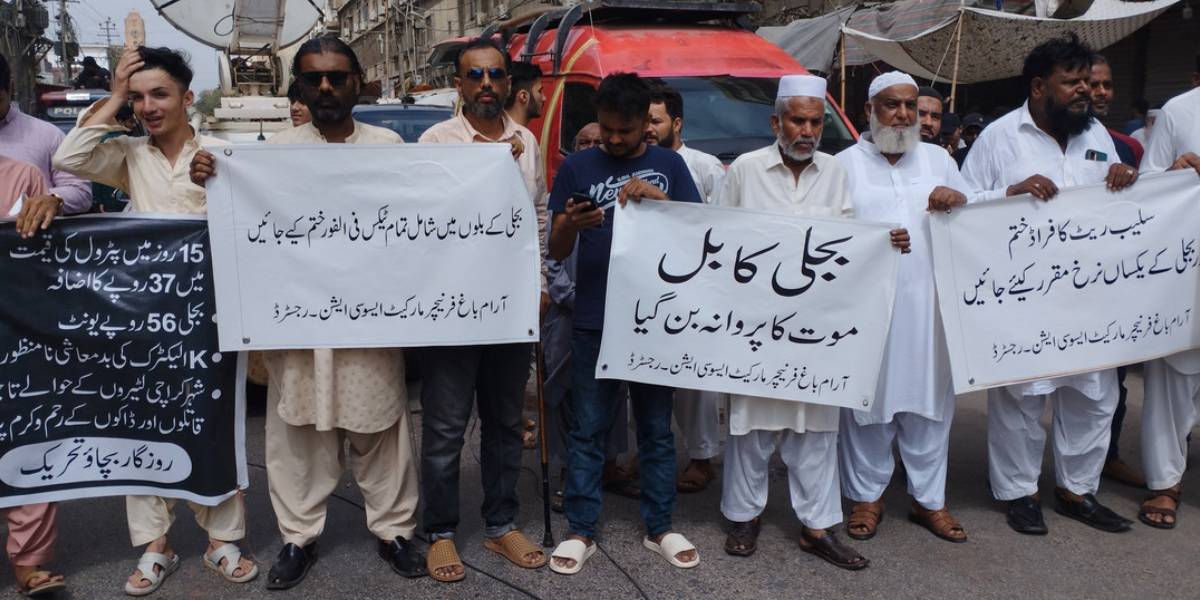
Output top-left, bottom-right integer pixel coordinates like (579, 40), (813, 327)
(714, 161), (743, 208)
(1141, 107), (1178, 175)
(960, 131), (1006, 203)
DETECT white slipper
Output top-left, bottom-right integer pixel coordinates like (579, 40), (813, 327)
(548, 539), (596, 575)
(643, 533), (700, 569)
(203, 542), (259, 583)
(123, 552), (180, 596)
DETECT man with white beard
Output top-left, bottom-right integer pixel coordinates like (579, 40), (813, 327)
(835, 72), (970, 543)
(714, 74), (910, 570)
(1135, 84), (1200, 529)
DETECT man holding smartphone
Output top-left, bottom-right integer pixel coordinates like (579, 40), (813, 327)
(546, 72), (703, 575)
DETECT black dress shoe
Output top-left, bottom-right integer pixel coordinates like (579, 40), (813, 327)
(267, 542), (317, 590)
(1006, 496), (1048, 535)
(1054, 489), (1133, 533)
(378, 536), (428, 578)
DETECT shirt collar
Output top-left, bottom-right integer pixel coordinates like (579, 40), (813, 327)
(767, 143), (821, 175)
(0, 103), (20, 127)
(300, 120), (364, 143)
(457, 112), (516, 142)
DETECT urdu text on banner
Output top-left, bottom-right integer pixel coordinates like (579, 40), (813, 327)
(931, 170), (1200, 394)
(596, 200), (900, 410)
(0, 215), (247, 509)
(204, 144), (541, 351)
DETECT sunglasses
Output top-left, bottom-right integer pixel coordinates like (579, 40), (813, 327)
(297, 70), (354, 88)
(464, 67), (507, 81)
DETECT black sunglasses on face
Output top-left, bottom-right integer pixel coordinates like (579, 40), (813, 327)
(298, 70), (353, 88)
(464, 67), (507, 81)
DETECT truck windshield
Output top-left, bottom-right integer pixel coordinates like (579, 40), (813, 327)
(658, 76), (856, 163)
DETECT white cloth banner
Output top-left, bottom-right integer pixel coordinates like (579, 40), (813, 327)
(596, 200), (899, 410)
(205, 144), (540, 351)
(932, 171), (1200, 394)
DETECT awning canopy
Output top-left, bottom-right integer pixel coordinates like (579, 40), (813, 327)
(841, 0), (1179, 83)
(755, 6), (856, 73)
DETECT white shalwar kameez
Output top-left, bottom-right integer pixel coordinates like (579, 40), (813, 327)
(1139, 87), (1200, 490)
(835, 137), (962, 510)
(714, 144), (849, 528)
(672, 144), (727, 461)
(961, 102), (1121, 500)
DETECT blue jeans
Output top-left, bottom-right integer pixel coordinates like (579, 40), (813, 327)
(565, 329), (676, 539)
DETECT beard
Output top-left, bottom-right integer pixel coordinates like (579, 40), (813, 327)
(777, 131), (819, 162)
(870, 112), (920, 155)
(1045, 94), (1092, 138)
(654, 129), (676, 149)
(310, 95), (352, 125)
(465, 90), (503, 120)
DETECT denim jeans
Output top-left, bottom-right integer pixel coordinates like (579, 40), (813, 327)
(565, 329), (676, 539)
(419, 343), (532, 539)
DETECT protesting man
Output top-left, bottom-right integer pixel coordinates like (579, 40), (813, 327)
(644, 84), (724, 492)
(0, 155), (67, 596)
(1136, 80), (1200, 529)
(53, 46), (256, 595)
(546, 72), (703, 575)
(417, 37), (549, 583)
(192, 36), (425, 589)
(715, 74), (908, 571)
(916, 86), (944, 144)
(962, 34), (1138, 536)
(0, 55), (91, 227)
(504, 60), (546, 129)
(835, 72), (969, 544)
(1088, 53), (1145, 489)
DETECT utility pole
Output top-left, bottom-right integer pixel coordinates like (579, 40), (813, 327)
(100, 17), (119, 70)
(56, 0), (76, 82)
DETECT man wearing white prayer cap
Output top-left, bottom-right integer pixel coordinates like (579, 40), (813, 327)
(713, 73), (910, 571)
(834, 71), (972, 544)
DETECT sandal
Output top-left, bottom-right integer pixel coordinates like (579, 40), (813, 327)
(643, 532), (699, 569)
(124, 552), (180, 596)
(203, 542), (259, 583)
(677, 461), (716, 494)
(908, 502), (967, 543)
(602, 463), (640, 499)
(549, 539), (596, 575)
(799, 528), (869, 571)
(723, 517), (760, 557)
(426, 539), (465, 583)
(15, 569), (65, 597)
(482, 530), (547, 569)
(847, 500), (884, 540)
(1139, 485), (1182, 530)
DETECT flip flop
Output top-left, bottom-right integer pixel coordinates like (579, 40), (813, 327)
(549, 539), (596, 575)
(16, 570), (65, 597)
(643, 533), (699, 569)
(124, 552), (180, 597)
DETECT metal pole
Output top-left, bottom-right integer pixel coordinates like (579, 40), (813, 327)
(839, 29), (847, 109)
(949, 11), (964, 112)
(536, 342), (554, 548)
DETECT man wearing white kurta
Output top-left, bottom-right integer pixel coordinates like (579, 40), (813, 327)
(961, 35), (1138, 535)
(714, 74), (909, 571)
(645, 85), (726, 492)
(1136, 85), (1200, 529)
(835, 72), (969, 543)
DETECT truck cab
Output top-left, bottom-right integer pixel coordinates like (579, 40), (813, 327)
(430, 0), (857, 185)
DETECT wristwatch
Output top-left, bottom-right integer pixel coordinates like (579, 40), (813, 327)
(48, 193), (65, 214)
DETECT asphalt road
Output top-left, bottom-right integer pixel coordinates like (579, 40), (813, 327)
(31, 369), (1197, 599)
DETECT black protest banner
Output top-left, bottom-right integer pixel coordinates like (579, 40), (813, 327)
(0, 215), (244, 508)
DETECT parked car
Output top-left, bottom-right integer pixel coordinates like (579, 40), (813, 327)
(429, 0), (858, 185)
(352, 103), (455, 142)
(38, 88), (110, 133)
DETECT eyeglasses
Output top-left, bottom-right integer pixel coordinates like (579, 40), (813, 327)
(464, 67), (507, 81)
(297, 70), (354, 88)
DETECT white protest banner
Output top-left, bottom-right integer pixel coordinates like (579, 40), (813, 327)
(931, 170), (1200, 394)
(205, 144), (540, 351)
(596, 200), (899, 410)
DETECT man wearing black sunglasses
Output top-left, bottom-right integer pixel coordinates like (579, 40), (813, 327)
(417, 37), (550, 583)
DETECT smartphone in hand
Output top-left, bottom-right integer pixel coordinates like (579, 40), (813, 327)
(570, 192), (597, 212)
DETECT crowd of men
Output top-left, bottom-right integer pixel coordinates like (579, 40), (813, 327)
(0, 28), (1199, 596)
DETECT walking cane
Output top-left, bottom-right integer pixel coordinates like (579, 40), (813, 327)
(536, 342), (555, 548)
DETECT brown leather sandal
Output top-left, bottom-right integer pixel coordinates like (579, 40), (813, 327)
(723, 517), (760, 557)
(847, 500), (884, 540)
(677, 461), (716, 493)
(483, 531), (547, 569)
(1139, 485), (1182, 530)
(908, 502), (968, 543)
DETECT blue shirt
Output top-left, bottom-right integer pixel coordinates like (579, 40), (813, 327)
(548, 144), (702, 331)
